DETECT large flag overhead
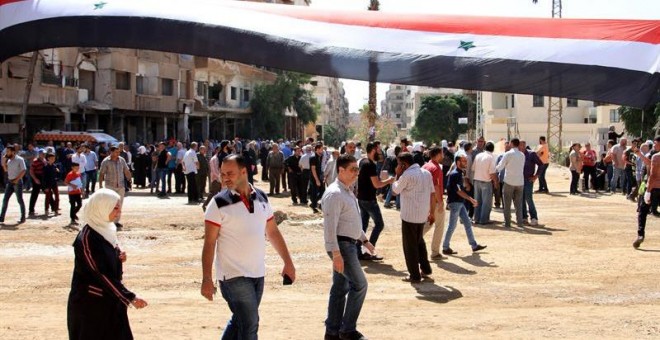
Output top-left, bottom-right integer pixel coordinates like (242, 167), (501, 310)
(1, 0), (659, 108)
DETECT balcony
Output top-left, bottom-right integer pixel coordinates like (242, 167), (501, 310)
(197, 98), (251, 114)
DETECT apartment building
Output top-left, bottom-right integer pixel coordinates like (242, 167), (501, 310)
(307, 76), (350, 141)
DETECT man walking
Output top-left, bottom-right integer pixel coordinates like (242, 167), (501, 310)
(201, 155), (295, 339)
(28, 149), (46, 217)
(183, 142), (200, 204)
(633, 137), (660, 248)
(322, 154), (374, 340)
(299, 145), (312, 205)
(310, 143), (326, 213)
(472, 142), (499, 225)
(356, 142), (394, 261)
(0, 144), (26, 224)
(99, 146), (131, 229)
(422, 146), (447, 259)
(83, 144), (98, 195)
(443, 154), (487, 255)
(392, 152), (434, 283)
(496, 138), (525, 228)
(197, 145), (209, 201)
(535, 136), (550, 193)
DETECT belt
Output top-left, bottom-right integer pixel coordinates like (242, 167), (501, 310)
(337, 235), (359, 244)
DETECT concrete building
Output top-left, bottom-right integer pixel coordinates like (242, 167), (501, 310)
(482, 92), (625, 153)
(306, 76), (350, 141)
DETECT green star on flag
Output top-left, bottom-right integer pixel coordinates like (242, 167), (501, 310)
(458, 41), (476, 51)
(94, 1), (107, 10)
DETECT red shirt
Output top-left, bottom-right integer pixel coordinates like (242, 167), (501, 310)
(582, 149), (597, 167)
(422, 160), (444, 201)
(65, 171), (82, 195)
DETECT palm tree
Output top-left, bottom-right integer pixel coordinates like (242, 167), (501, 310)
(366, 0), (379, 141)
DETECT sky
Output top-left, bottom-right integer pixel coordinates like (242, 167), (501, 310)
(308, 0), (660, 113)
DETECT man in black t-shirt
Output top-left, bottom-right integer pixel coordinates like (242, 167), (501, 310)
(309, 143), (325, 213)
(356, 142), (395, 260)
(156, 142), (170, 197)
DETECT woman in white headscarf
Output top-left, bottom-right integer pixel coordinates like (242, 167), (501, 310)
(67, 189), (147, 340)
(133, 145), (150, 189)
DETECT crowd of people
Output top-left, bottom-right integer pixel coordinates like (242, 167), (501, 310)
(1, 128), (657, 340)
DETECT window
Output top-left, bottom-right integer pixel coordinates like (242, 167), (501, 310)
(609, 109), (620, 123)
(196, 81), (207, 97)
(532, 95), (544, 107)
(161, 78), (174, 96)
(115, 71), (130, 90)
(511, 94), (515, 108)
(242, 89), (250, 102)
(567, 98), (578, 107)
(136, 76), (145, 94)
(230, 86), (237, 100)
(395, 113), (401, 118)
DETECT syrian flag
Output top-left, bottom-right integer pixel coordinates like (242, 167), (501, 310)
(1, 0), (659, 108)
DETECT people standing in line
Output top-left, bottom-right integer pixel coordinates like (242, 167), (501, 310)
(322, 154), (374, 340)
(422, 146), (447, 260)
(609, 138), (627, 194)
(443, 154), (487, 255)
(633, 137), (660, 248)
(285, 146), (303, 205)
(83, 144), (98, 196)
(182, 142), (200, 205)
(581, 142), (597, 192)
(299, 145), (312, 205)
(43, 153), (60, 215)
(356, 142), (394, 261)
(0, 144), (26, 224)
(496, 138), (525, 228)
(197, 145), (209, 200)
(201, 154), (295, 340)
(28, 149), (46, 217)
(392, 152), (435, 283)
(472, 142), (499, 225)
(267, 143), (285, 196)
(99, 146), (132, 229)
(569, 143), (583, 195)
(310, 143), (326, 213)
(67, 189), (148, 340)
(65, 162), (84, 226)
(519, 140), (543, 226)
(535, 136), (550, 193)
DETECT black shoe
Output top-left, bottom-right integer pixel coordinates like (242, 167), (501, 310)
(17, 217), (26, 224)
(115, 222), (123, 230)
(633, 236), (644, 249)
(325, 333), (341, 340)
(442, 248), (457, 255)
(339, 331), (368, 340)
(472, 244), (487, 252)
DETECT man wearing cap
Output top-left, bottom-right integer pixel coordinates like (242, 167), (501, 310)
(0, 144), (26, 224)
(28, 149), (47, 217)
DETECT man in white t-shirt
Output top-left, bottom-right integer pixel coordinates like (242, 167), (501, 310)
(182, 142), (200, 204)
(472, 142), (499, 224)
(201, 154), (295, 339)
(71, 145), (87, 196)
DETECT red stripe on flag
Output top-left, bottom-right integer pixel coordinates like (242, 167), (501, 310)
(231, 2), (660, 44)
(0, 0), (26, 6)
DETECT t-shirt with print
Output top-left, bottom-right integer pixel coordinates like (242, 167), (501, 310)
(357, 158), (378, 201)
(204, 186), (274, 281)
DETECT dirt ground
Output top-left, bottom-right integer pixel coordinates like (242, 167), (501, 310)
(0, 164), (659, 339)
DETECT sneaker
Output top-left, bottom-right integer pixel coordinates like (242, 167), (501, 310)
(339, 330), (368, 340)
(633, 236), (644, 249)
(530, 218), (538, 226)
(472, 244), (487, 252)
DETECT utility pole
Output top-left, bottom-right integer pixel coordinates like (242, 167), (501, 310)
(19, 51), (38, 146)
(545, 0), (564, 157)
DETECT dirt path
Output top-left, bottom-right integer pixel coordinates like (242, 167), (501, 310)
(1, 165), (658, 339)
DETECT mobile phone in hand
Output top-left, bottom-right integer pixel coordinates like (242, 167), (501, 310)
(282, 274), (293, 285)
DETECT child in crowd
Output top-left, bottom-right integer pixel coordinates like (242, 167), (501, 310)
(65, 162), (83, 225)
(43, 153), (60, 215)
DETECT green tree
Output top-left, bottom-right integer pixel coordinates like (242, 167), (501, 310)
(410, 95), (470, 143)
(347, 104), (397, 146)
(250, 71), (319, 138)
(619, 101), (660, 139)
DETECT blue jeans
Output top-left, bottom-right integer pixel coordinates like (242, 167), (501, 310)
(522, 179), (537, 220)
(219, 276), (264, 340)
(326, 240), (368, 336)
(610, 167), (624, 193)
(384, 186), (400, 208)
(358, 199), (385, 248)
(0, 179), (26, 220)
(85, 170), (97, 194)
(537, 163), (549, 191)
(473, 180), (493, 224)
(443, 202), (478, 250)
(157, 168), (168, 194)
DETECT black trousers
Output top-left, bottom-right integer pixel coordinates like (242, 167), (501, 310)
(186, 173), (198, 203)
(570, 170), (580, 194)
(29, 180), (42, 214)
(175, 164), (186, 193)
(309, 179), (324, 209)
(287, 172), (301, 203)
(638, 188), (660, 237)
(582, 165), (596, 190)
(300, 170), (310, 204)
(401, 220), (432, 281)
(69, 194), (82, 220)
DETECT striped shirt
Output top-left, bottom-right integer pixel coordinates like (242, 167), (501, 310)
(392, 164), (433, 224)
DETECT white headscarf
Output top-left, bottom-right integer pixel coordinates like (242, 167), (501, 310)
(83, 189), (121, 247)
(138, 145), (147, 155)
